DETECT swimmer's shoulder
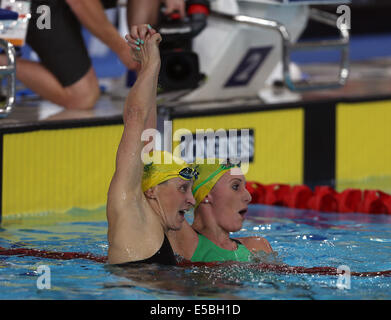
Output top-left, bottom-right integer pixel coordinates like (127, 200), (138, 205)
(236, 236), (273, 254)
(107, 193), (165, 264)
(107, 214), (164, 264)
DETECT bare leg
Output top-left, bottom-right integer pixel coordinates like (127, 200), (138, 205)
(0, 55), (100, 110)
(126, 0), (161, 27)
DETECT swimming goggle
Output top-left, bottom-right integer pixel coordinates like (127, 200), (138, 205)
(221, 159), (241, 170)
(178, 167), (199, 181)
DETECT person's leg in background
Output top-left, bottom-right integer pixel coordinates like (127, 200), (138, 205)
(126, 0), (161, 27)
(0, 0), (142, 110)
(7, 58), (100, 110)
(126, 0), (186, 27)
(0, 0), (101, 110)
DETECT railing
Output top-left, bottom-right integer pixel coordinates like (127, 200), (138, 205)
(0, 38), (16, 118)
(211, 7), (350, 92)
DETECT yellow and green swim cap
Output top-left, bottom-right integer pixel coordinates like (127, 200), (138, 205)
(141, 150), (199, 192)
(192, 159), (241, 208)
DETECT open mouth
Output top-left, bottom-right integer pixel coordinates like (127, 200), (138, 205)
(178, 210), (186, 216)
(238, 208), (247, 217)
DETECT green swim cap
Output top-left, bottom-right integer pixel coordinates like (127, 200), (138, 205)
(192, 159), (241, 208)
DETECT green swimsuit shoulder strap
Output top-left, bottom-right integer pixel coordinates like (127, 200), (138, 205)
(191, 232), (252, 263)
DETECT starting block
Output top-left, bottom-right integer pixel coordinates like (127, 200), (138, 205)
(177, 0), (350, 103)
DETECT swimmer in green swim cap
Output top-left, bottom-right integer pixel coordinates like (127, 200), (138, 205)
(167, 159), (273, 263)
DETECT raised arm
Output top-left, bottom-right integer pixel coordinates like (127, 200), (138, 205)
(106, 26), (162, 264)
(107, 25), (162, 214)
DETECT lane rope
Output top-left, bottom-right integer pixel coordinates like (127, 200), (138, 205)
(1, 246), (390, 277)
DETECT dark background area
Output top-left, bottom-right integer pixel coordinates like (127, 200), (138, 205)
(302, 0), (391, 38)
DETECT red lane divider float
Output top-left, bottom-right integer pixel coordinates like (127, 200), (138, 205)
(246, 181), (391, 214)
(1, 245), (390, 278)
(0, 246), (107, 263)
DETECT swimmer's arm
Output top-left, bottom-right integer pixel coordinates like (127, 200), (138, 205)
(107, 55), (160, 263)
(108, 51), (161, 207)
(106, 28), (162, 264)
(237, 236), (273, 254)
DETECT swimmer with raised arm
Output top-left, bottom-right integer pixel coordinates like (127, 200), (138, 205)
(168, 160), (273, 263)
(106, 24), (197, 266)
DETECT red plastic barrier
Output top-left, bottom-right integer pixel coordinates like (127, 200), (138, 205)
(247, 180), (391, 214)
(337, 189), (363, 213)
(264, 184), (291, 206)
(245, 181), (265, 204)
(358, 190), (388, 214)
(285, 185), (313, 209)
(307, 186), (338, 212)
(378, 191), (391, 214)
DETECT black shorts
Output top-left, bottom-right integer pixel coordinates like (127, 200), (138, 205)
(26, 0), (118, 87)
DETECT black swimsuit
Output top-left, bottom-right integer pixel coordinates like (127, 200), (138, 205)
(116, 235), (176, 266)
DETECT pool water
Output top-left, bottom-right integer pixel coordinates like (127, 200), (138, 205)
(1, 205), (390, 300)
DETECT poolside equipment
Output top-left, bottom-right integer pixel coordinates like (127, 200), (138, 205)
(158, 0), (210, 91)
(0, 8), (18, 118)
(163, 0), (350, 104)
(0, 1), (30, 117)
